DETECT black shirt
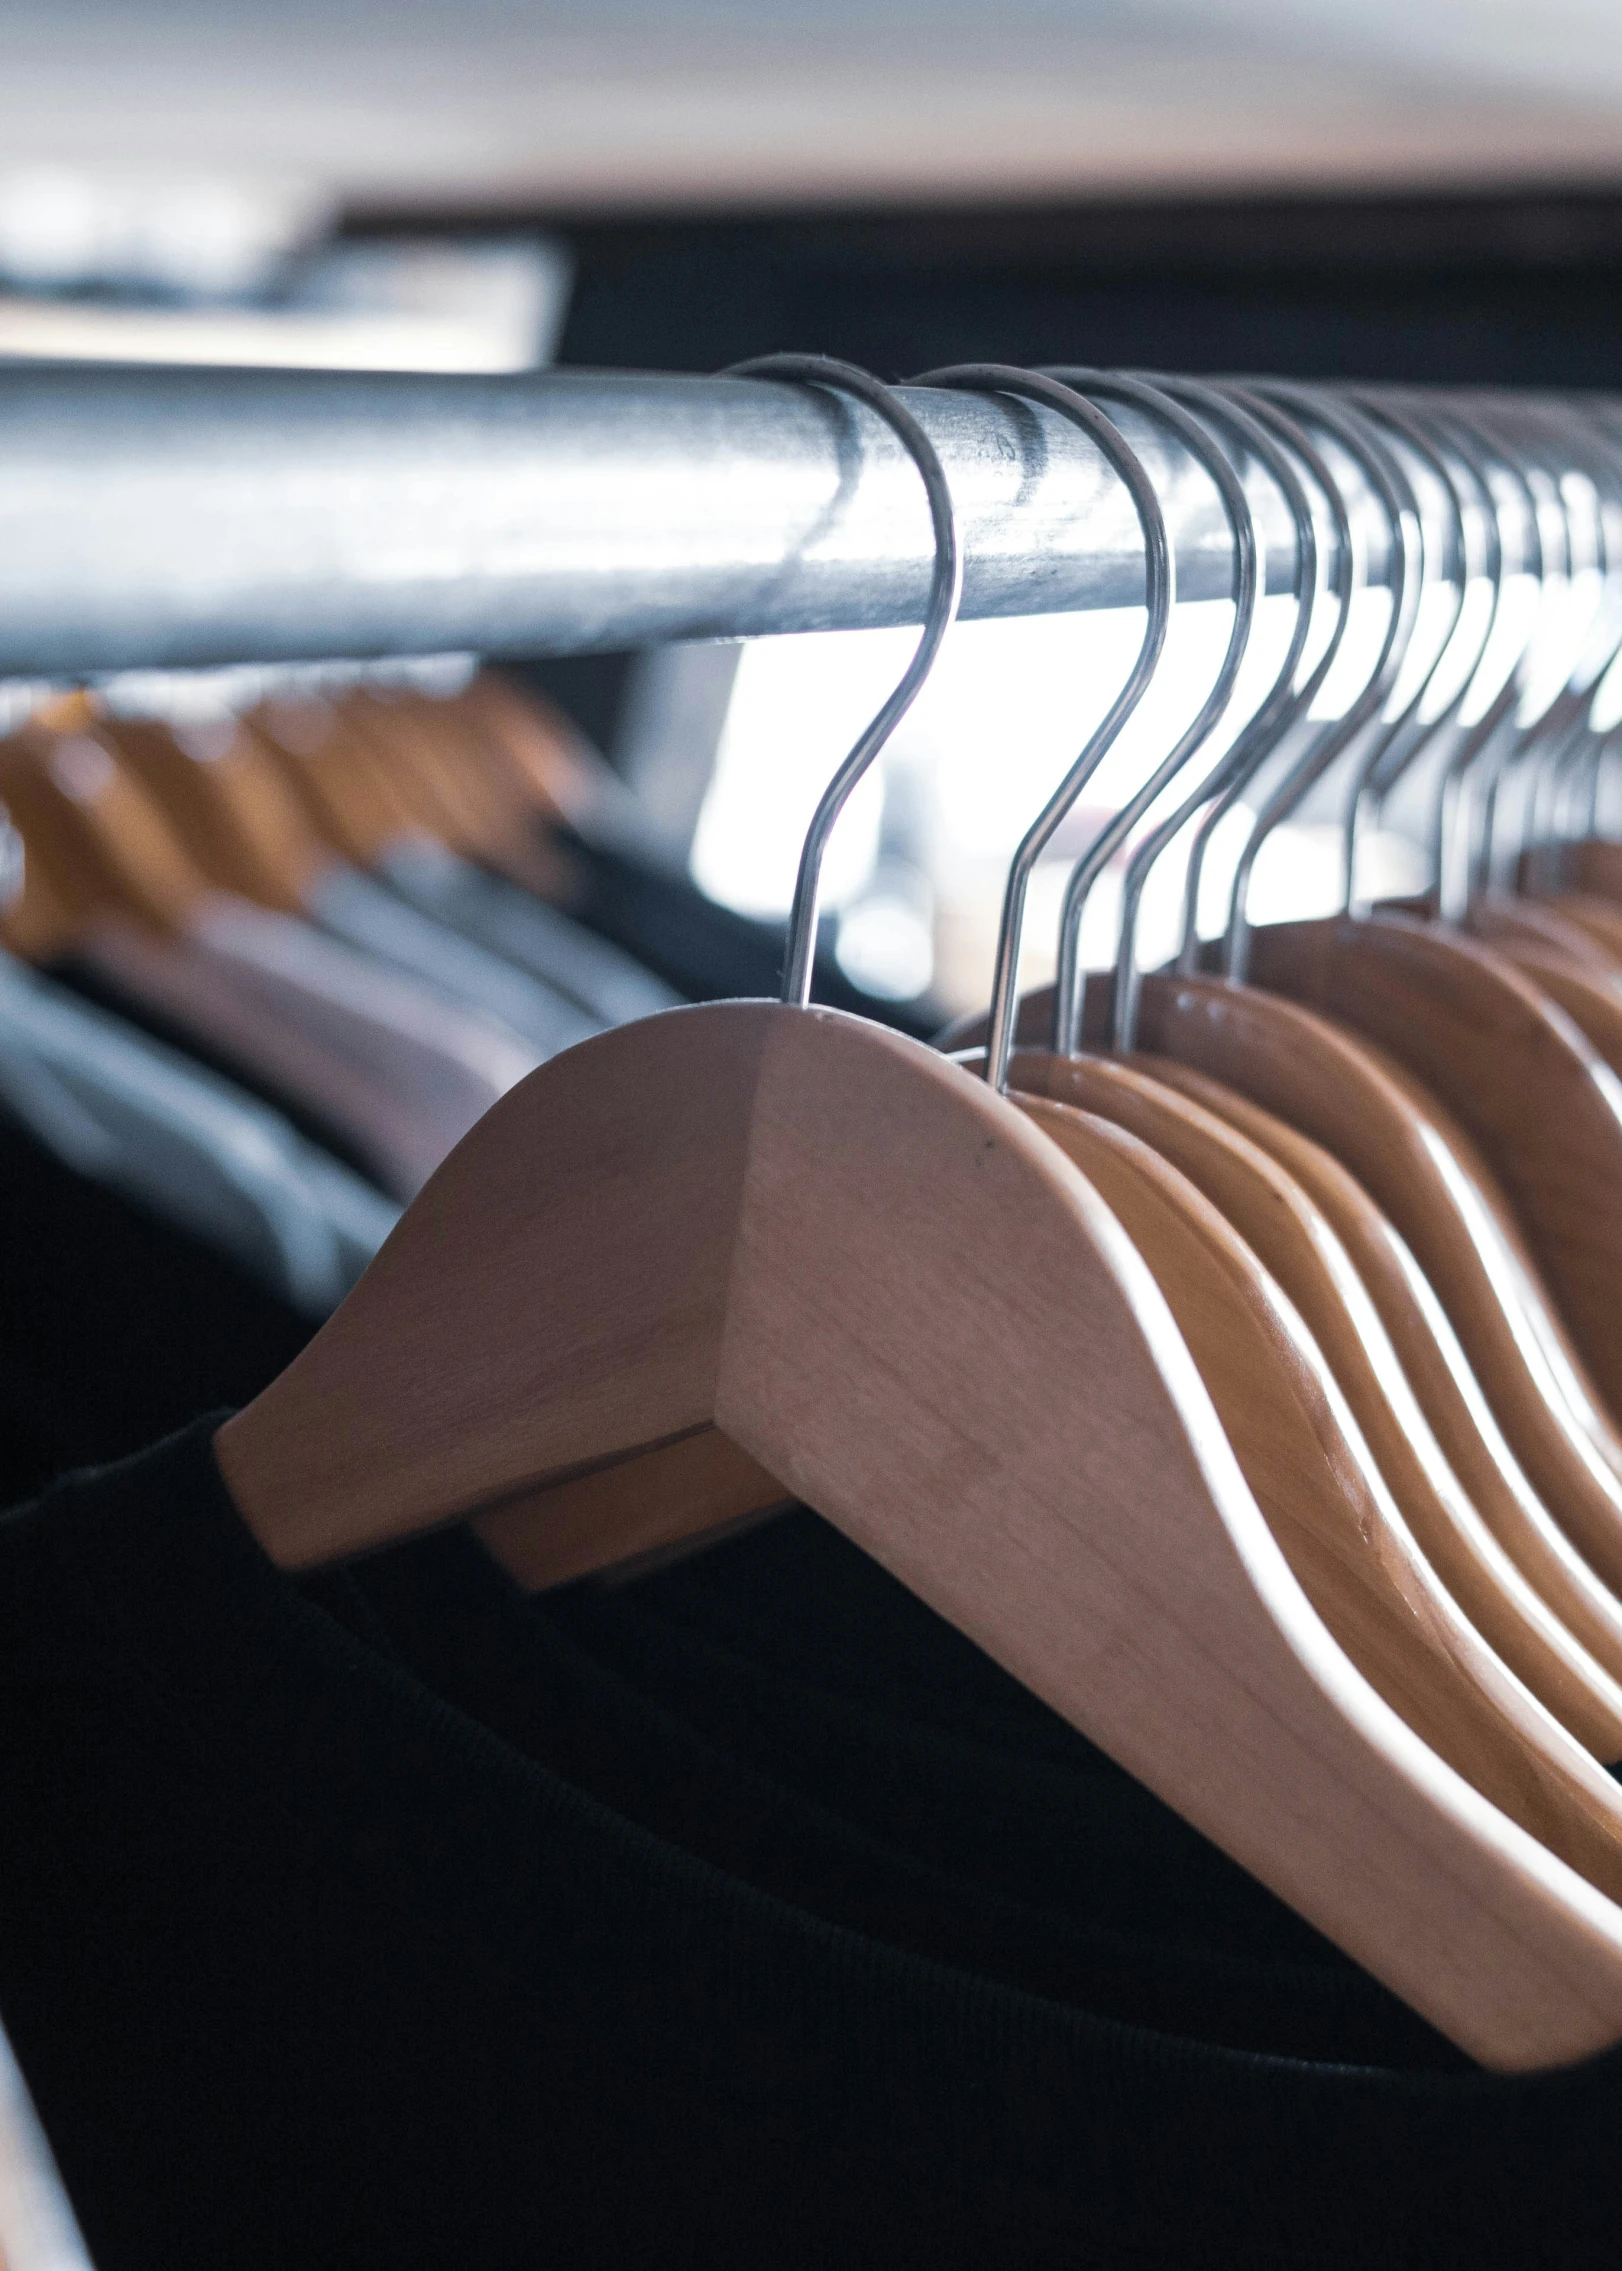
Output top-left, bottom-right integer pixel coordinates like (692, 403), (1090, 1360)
(5, 1418), (1622, 2269)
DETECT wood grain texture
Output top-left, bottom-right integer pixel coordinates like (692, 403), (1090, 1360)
(1564, 839), (1622, 915)
(1016, 1095), (1622, 1899)
(475, 1425), (790, 1589)
(1125, 973), (1622, 1589)
(1139, 1052), (1622, 1691)
(221, 1000), (1622, 2067)
(1245, 913), (1622, 1433)
(1004, 1049), (1622, 1758)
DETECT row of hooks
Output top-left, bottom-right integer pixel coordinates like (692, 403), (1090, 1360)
(746, 354), (1622, 1087)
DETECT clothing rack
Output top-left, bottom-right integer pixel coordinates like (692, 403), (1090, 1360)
(0, 364), (1335, 680)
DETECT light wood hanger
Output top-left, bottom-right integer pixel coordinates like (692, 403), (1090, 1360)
(1013, 1092), (1622, 1883)
(1214, 389), (1622, 1438)
(935, 382), (1622, 1607)
(217, 987), (1622, 2069)
(955, 971), (1622, 1609)
(95, 711), (327, 912)
(249, 696), (419, 867)
(969, 369), (1622, 1754)
(1006, 1047), (1622, 1752)
(1137, 1050), (1622, 1689)
(0, 722), (539, 1199)
(1244, 913), (1622, 1433)
(215, 359), (1622, 2068)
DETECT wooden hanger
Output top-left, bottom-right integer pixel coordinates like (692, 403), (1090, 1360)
(1004, 1046), (1622, 1751)
(1138, 969), (1622, 1581)
(94, 712), (326, 914)
(1244, 912), (1622, 1434)
(963, 375), (1622, 1728)
(1014, 1091), (1622, 1880)
(0, 724), (207, 935)
(1196, 390), (1622, 1443)
(1137, 1049), (1622, 1690)
(212, 358), (1622, 2068)
(953, 971), (1622, 1606)
(958, 376), (1622, 1753)
(0, 720), (540, 1199)
(215, 988), (1622, 2067)
(955, 371), (1622, 1746)
(249, 695), (419, 867)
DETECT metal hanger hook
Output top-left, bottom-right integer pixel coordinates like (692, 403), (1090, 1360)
(910, 364), (1172, 1090)
(720, 354), (964, 1009)
(1112, 379), (1333, 1042)
(1038, 368), (1260, 1053)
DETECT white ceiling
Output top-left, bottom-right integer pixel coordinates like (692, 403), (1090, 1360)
(6, 0), (1622, 213)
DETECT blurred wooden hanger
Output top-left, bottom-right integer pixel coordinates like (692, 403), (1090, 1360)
(0, 722), (539, 1197)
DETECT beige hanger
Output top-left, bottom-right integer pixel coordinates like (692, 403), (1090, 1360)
(1562, 836), (1622, 911)
(1469, 890), (1620, 969)
(95, 713), (327, 914)
(249, 696), (417, 867)
(0, 724), (207, 935)
(1003, 1047), (1622, 1748)
(0, 720), (539, 1200)
(1539, 887), (1622, 961)
(1138, 1050), (1622, 1689)
(948, 971), (1622, 1610)
(345, 687), (534, 858)
(1245, 912), (1622, 1435)
(1014, 1093), (1622, 1875)
(213, 992), (1622, 2069)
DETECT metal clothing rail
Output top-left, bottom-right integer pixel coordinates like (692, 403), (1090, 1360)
(0, 364), (1322, 679)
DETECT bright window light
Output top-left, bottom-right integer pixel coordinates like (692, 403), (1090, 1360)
(689, 590), (1421, 1013)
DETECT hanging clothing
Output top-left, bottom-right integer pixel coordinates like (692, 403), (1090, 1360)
(3, 1419), (1622, 2271)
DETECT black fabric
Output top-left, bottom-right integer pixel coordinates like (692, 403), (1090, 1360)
(0, 1113), (314, 1505)
(7, 1423), (1622, 2267)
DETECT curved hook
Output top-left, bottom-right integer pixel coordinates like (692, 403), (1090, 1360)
(1152, 385), (1357, 984)
(1112, 381), (1341, 1036)
(1224, 384), (1424, 980)
(721, 354), (963, 1007)
(1338, 388), (1475, 906)
(1037, 368), (1260, 1053)
(910, 363), (1172, 1091)
(1421, 395), (1544, 914)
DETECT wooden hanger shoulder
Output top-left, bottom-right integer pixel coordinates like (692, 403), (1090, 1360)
(1008, 1049), (1622, 1758)
(213, 995), (1622, 2068)
(1469, 892), (1619, 969)
(1124, 968), (1622, 1601)
(1013, 1093), (1622, 1913)
(1564, 838), (1622, 909)
(1245, 913), (1622, 1436)
(97, 716), (320, 914)
(250, 699), (408, 866)
(0, 727), (206, 936)
(1137, 1050), (1622, 1693)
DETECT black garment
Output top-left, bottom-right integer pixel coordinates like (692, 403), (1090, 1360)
(0, 1115), (315, 1504)
(7, 1423), (1622, 2270)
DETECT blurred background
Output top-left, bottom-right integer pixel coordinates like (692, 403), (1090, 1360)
(8, 0), (1622, 1020)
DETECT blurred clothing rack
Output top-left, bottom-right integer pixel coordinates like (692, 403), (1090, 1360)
(0, 364), (1329, 680)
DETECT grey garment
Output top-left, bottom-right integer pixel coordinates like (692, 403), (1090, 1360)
(309, 861), (605, 1057)
(377, 835), (680, 1028)
(0, 953), (398, 1314)
(88, 901), (541, 1202)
